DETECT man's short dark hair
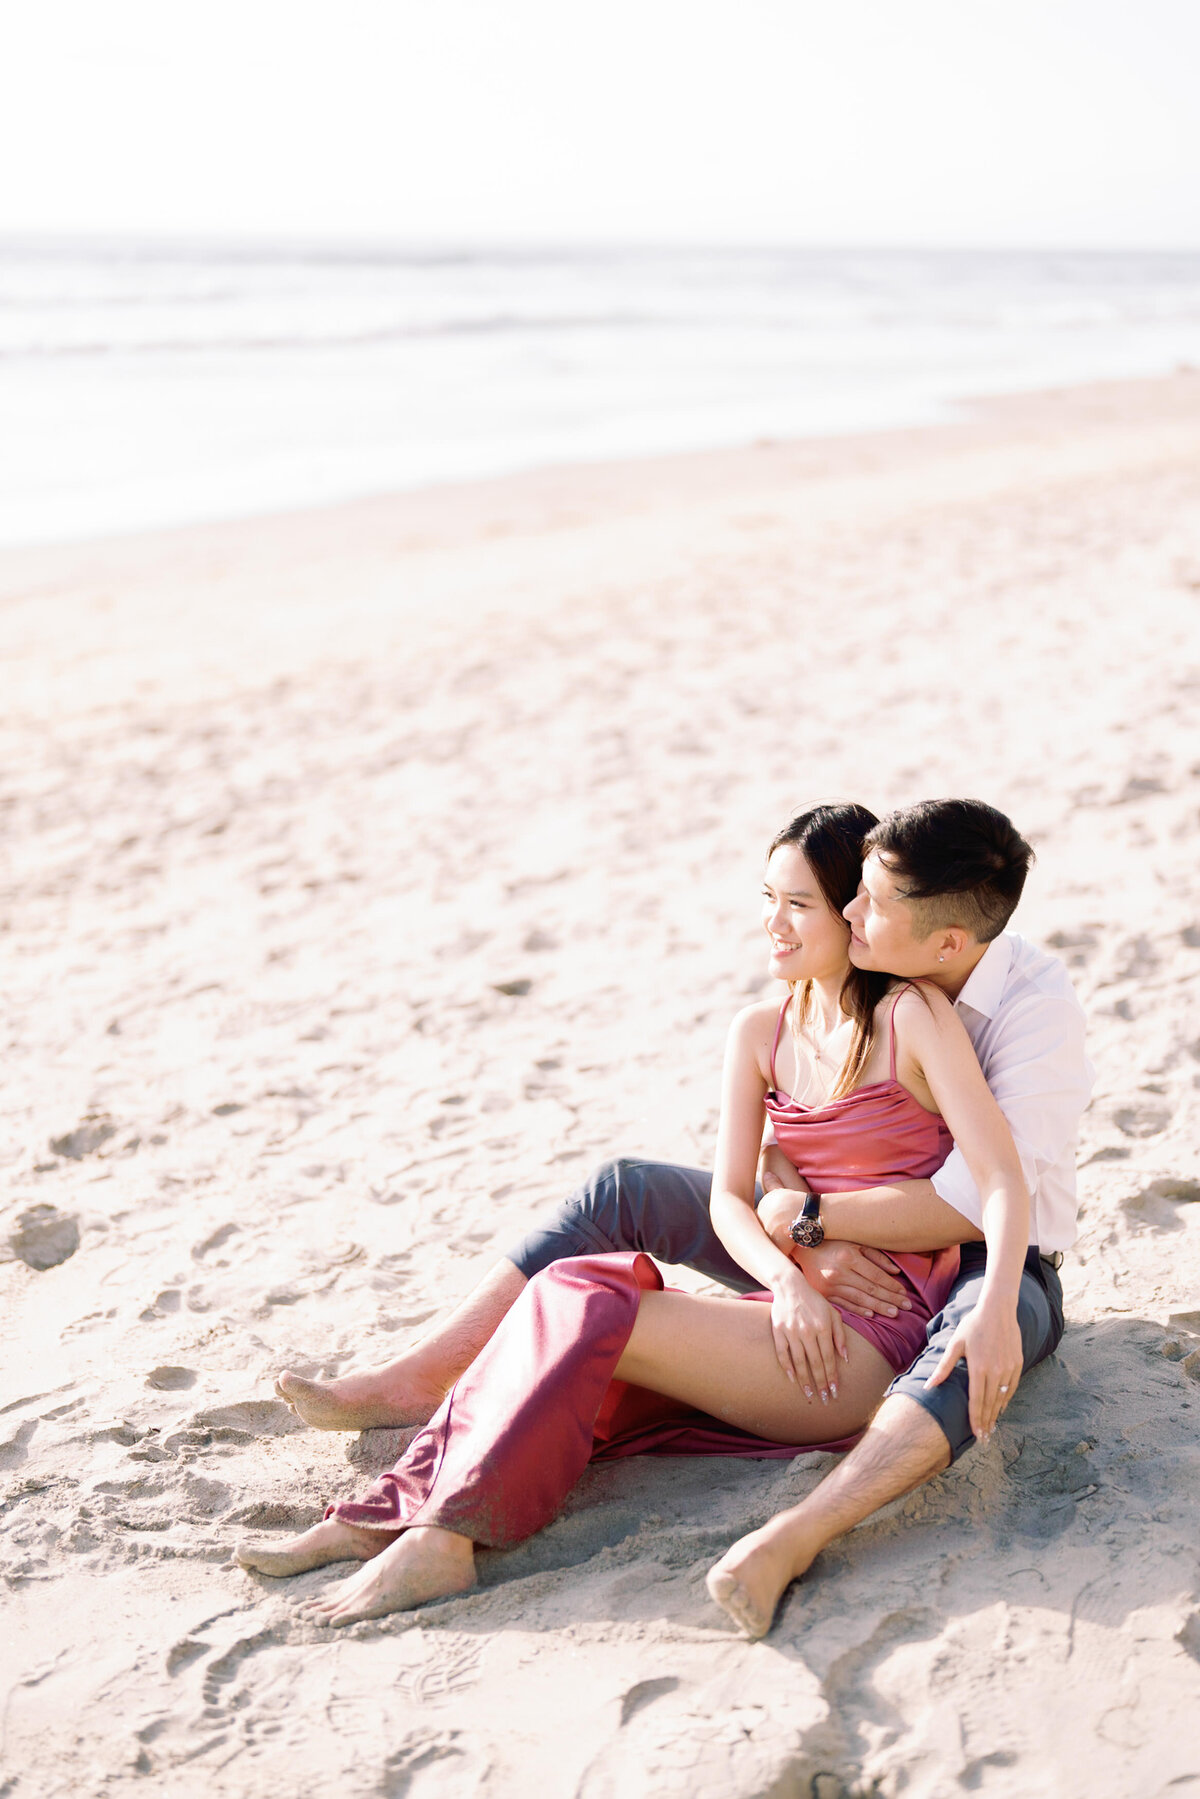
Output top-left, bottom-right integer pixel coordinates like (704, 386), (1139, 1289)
(865, 799), (1033, 943)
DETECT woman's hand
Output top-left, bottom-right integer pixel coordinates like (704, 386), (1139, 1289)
(794, 1242), (913, 1320)
(768, 1266), (848, 1403)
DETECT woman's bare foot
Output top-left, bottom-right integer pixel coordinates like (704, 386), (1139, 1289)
(275, 1361), (447, 1432)
(706, 1515), (820, 1639)
(299, 1526), (476, 1626)
(236, 1515), (392, 1577)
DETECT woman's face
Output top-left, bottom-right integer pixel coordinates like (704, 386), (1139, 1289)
(762, 844), (852, 983)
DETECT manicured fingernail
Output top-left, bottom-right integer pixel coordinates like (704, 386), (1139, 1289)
(820, 1391), (828, 1404)
(886, 1307), (898, 1317)
(830, 1384), (838, 1398)
(804, 1386), (813, 1399)
(901, 1300), (912, 1310)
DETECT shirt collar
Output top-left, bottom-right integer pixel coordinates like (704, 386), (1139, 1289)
(953, 931), (1013, 1020)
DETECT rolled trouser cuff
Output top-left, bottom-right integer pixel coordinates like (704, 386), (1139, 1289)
(885, 1245), (1065, 1462)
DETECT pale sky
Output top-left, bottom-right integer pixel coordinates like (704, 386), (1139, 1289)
(4, 0), (1199, 248)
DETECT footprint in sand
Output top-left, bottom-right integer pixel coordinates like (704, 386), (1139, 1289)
(146, 1366), (197, 1391)
(0, 1418), (38, 1471)
(192, 1399), (302, 1437)
(8, 1204), (80, 1270)
(49, 1117), (117, 1159)
(192, 1222), (239, 1261)
(1112, 774), (1169, 804)
(1045, 928), (1100, 970)
(1114, 1103), (1172, 1138)
(139, 1287), (182, 1322)
(1115, 934), (1160, 979)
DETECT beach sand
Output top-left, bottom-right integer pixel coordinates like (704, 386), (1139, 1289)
(2, 373), (1200, 1797)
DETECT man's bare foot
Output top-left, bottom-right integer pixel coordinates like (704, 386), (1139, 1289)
(706, 1516), (819, 1639)
(275, 1361), (446, 1432)
(236, 1515), (392, 1577)
(299, 1526), (476, 1626)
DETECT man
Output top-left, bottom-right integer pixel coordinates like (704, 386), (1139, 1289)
(278, 799), (1092, 1633)
(705, 797), (1092, 1633)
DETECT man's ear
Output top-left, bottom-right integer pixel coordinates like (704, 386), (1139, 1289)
(938, 928), (972, 962)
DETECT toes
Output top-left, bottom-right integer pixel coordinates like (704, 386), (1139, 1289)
(706, 1568), (770, 1639)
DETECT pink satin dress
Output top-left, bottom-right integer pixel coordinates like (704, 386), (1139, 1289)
(329, 990), (960, 1549)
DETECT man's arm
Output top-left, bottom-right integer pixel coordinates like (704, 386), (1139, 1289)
(760, 986), (1091, 1253)
(756, 1147), (939, 1317)
(924, 990), (1092, 1239)
(818, 1182), (985, 1249)
(757, 1147), (981, 1252)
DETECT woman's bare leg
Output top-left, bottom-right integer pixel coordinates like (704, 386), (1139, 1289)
(298, 1526), (477, 1626)
(236, 1516), (394, 1576)
(276, 1260), (528, 1430)
(613, 1290), (901, 1639)
(257, 1287), (894, 1625)
(615, 1289), (894, 1446)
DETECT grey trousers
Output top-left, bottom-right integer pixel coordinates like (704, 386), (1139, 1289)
(507, 1156), (759, 1292)
(505, 1156), (1065, 1461)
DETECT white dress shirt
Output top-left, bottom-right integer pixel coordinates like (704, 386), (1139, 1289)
(931, 931), (1094, 1252)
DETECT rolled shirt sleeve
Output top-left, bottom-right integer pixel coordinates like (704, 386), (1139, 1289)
(931, 985), (1094, 1249)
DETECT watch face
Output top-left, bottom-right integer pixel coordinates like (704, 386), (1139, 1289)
(789, 1217), (824, 1248)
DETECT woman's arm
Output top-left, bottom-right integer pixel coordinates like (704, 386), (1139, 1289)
(893, 988), (1028, 1439)
(756, 1146), (923, 1317)
(709, 1007), (848, 1403)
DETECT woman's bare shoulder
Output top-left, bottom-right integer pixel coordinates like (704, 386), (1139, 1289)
(731, 995), (787, 1040)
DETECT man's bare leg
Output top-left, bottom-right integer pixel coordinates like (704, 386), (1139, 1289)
(706, 1396), (951, 1638)
(276, 1259), (528, 1430)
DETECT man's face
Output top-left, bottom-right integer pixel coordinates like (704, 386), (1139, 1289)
(843, 850), (944, 978)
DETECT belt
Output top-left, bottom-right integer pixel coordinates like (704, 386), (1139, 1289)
(1040, 1251), (1064, 1271)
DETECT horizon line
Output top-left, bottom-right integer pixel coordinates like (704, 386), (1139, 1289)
(4, 228), (1200, 263)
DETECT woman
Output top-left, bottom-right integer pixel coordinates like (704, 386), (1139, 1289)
(237, 804), (1030, 1628)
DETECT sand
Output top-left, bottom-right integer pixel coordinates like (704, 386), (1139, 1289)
(2, 372), (1200, 1798)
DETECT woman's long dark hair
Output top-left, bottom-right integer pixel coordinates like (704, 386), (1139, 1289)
(768, 803), (891, 1100)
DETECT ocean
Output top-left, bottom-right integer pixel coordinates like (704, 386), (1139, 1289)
(3, 238), (1200, 548)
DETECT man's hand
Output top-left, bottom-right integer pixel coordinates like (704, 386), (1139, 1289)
(759, 1143), (808, 1197)
(758, 1188), (910, 1317)
(757, 1146), (810, 1257)
(793, 1242), (913, 1320)
(925, 1291), (1023, 1442)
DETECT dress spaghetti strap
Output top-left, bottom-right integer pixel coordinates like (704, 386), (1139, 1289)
(769, 995), (790, 1092)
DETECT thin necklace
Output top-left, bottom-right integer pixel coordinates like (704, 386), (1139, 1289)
(790, 998), (852, 1101)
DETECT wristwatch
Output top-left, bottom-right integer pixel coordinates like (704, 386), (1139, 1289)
(789, 1193), (825, 1249)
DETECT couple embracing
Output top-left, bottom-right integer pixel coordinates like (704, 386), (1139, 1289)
(239, 798), (1092, 1639)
